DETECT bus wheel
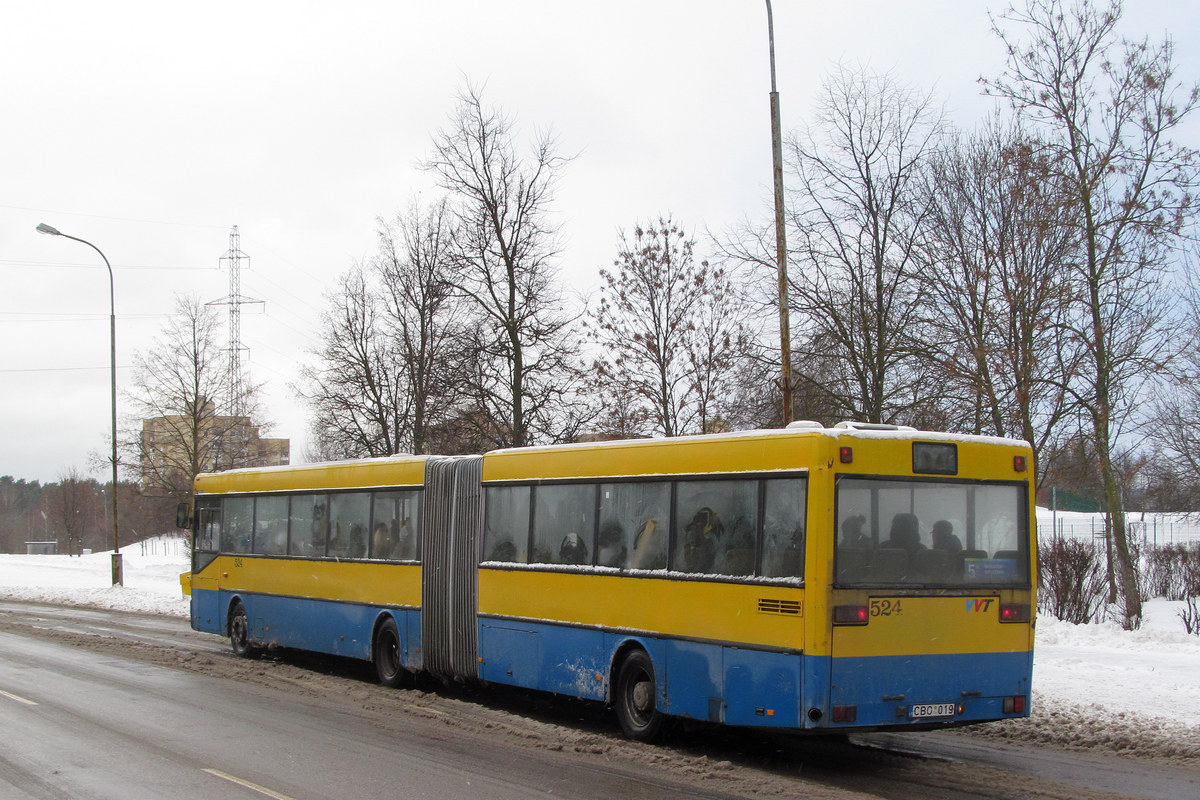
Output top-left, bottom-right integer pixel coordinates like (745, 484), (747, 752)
(614, 649), (664, 742)
(228, 601), (259, 658)
(373, 618), (410, 689)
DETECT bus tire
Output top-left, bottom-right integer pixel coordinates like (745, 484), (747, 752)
(614, 649), (665, 742)
(228, 601), (259, 659)
(373, 617), (410, 689)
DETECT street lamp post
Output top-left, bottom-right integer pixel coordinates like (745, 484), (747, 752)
(765, 0), (793, 425)
(36, 223), (123, 586)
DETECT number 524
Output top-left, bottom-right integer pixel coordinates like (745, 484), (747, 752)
(870, 598), (902, 617)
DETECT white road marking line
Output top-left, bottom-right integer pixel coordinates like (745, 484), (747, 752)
(202, 768), (298, 800)
(0, 689), (37, 706)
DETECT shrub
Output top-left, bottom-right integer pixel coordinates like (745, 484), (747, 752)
(1038, 538), (1108, 624)
(1145, 543), (1189, 601)
(1180, 544), (1200, 636)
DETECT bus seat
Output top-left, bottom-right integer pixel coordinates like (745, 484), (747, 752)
(993, 550), (1021, 561)
(724, 547), (754, 576)
(774, 549), (802, 579)
(913, 548), (951, 582)
(870, 548), (909, 582)
(836, 547), (869, 583)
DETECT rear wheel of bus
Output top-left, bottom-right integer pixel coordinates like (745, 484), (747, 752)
(614, 649), (664, 741)
(228, 601), (260, 658)
(373, 617), (411, 689)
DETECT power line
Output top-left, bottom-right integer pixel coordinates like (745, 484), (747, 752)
(0, 365), (133, 374)
(0, 312), (168, 321)
(261, 309), (320, 348)
(0, 203), (229, 231)
(0, 259), (216, 271)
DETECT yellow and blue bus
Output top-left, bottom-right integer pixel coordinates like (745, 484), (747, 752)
(181, 422), (1035, 739)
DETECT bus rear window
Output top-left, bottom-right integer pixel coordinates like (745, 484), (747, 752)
(835, 477), (1028, 587)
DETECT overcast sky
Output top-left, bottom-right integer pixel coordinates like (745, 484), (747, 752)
(2, 1), (1195, 484)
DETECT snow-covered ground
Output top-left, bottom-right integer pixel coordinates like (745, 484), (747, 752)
(1, 535), (1197, 759)
(0, 537), (191, 617)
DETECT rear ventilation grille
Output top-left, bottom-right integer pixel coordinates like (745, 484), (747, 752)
(758, 598), (802, 615)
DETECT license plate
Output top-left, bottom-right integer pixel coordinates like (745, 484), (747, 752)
(909, 703), (955, 719)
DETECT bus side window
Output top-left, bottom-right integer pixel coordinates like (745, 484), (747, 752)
(371, 491), (420, 561)
(329, 493), (370, 559)
(194, 499), (220, 553)
(532, 484), (596, 566)
(193, 498), (221, 572)
(254, 495), (289, 555)
(401, 491), (421, 561)
(673, 479), (757, 576)
(288, 494), (327, 558)
(600, 481), (670, 571)
(484, 485), (530, 564)
(762, 477), (806, 579)
(222, 496), (254, 554)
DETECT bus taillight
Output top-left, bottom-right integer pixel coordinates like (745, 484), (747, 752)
(833, 605), (869, 625)
(999, 603), (1031, 623)
(832, 705), (858, 723)
(1003, 695), (1027, 714)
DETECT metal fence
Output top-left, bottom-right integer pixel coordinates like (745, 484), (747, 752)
(1037, 511), (1200, 547)
(136, 534), (189, 557)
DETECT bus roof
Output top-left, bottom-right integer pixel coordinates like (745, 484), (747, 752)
(194, 454), (428, 494)
(192, 425), (1032, 493)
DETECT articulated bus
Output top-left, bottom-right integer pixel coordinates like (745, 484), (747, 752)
(180, 422), (1035, 739)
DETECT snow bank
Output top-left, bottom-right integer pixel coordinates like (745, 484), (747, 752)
(0, 536), (190, 617)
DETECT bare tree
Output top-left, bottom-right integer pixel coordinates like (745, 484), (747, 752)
(591, 219), (704, 437)
(45, 468), (98, 556)
(299, 265), (405, 460)
(1150, 268), (1200, 507)
(985, 0), (1200, 628)
(423, 83), (581, 448)
(590, 382), (651, 441)
(124, 296), (263, 505)
(590, 218), (753, 437)
(683, 260), (757, 435)
(300, 198), (482, 459)
(920, 119), (1080, 481)
(786, 63), (945, 424)
(376, 199), (471, 454)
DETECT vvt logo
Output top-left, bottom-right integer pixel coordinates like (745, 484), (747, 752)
(966, 598), (995, 612)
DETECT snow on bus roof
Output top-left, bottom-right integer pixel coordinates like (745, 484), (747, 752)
(194, 424), (1029, 488)
(195, 453), (426, 481)
(487, 422), (1028, 457)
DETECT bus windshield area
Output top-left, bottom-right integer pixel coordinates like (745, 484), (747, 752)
(835, 477), (1029, 588)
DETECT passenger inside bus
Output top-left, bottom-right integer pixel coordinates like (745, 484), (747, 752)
(559, 532), (589, 565)
(597, 520), (626, 568)
(723, 519), (756, 576)
(629, 518), (664, 570)
(681, 507), (723, 573)
(932, 519), (963, 552)
(883, 513), (925, 554)
(394, 519), (416, 561)
(372, 523), (395, 559)
(840, 514), (869, 548)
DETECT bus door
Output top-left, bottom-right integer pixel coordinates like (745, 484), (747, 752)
(828, 475), (1033, 727)
(189, 497), (223, 634)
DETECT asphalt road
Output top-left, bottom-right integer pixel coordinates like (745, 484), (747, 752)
(0, 601), (1197, 800)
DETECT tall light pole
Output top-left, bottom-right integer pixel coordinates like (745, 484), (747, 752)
(36, 223), (123, 586)
(765, 0), (794, 425)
